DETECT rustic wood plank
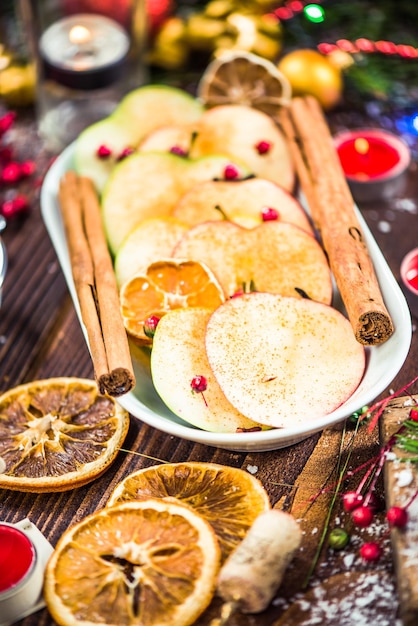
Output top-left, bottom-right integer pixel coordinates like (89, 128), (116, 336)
(381, 396), (418, 626)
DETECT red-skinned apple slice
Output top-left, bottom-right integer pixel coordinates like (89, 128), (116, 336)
(189, 104), (295, 192)
(172, 220), (332, 303)
(172, 178), (313, 232)
(205, 293), (366, 428)
(151, 307), (264, 432)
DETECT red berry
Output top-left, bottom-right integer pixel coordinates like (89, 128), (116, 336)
(117, 147), (135, 161)
(409, 406), (418, 422)
(0, 146), (13, 163)
(1, 195), (29, 218)
(360, 541), (381, 562)
(0, 111), (16, 135)
(342, 491), (363, 512)
(261, 207), (279, 222)
(386, 506), (408, 528)
(19, 160), (36, 177)
(191, 376), (207, 393)
(255, 140), (272, 155)
(1, 161), (21, 184)
(96, 144), (112, 158)
(169, 145), (187, 157)
(224, 164), (240, 180)
(143, 315), (160, 338)
(351, 505), (374, 528)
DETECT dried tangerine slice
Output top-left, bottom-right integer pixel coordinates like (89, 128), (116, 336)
(107, 461), (271, 561)
(44, 499), (221, 626)
(120, 259), (225, 345)
(0, 377), (129, 492)
(198, 50), (291, 118)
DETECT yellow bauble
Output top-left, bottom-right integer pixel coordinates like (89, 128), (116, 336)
(277, 49), (343, 110)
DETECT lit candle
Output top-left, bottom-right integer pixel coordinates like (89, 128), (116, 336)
(39, 14), (130, 90)
(334, 128), (411, 202)
(0, 523), (43, 623)
(401, 248), (418, 296)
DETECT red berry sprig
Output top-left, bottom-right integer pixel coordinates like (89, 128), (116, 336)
(223, 163), (240, 180)
(143, 315), (160, 339)
(261, 207), (279, 222)
(0, 111), (36, 221)
(255, 140), (272, 155)
(191, 375), (208, 407)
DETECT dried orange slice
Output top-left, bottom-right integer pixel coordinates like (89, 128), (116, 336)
(198, 50), (291, 117)
(44, 499), (221, 626)
(0, 378), (129, 492)
(107, 461), (271, 561)
(120, 259), (225, 345)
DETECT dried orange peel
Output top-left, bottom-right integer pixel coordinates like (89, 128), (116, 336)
(0, 377), (129, 492)
(44, 499), (221, 626)
(107, 461), (271, 561)
(197, 50), (292, 117)
(120, 259), (225, 345)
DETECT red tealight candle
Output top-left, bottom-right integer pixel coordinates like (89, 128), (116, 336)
(334, 128), (411, 202)
(0, 522), (44, 623)
(401, 248), (418, 297)
(0, 524), (36, 593)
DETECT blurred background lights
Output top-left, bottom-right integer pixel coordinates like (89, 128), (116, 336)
(304, 4), (326, 23)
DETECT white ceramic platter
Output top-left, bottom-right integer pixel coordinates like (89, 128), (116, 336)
(40, 143), (412, 452)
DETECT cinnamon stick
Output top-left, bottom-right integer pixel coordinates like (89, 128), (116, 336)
(58, 171), (135, 396)
(279, 96), (394, 346)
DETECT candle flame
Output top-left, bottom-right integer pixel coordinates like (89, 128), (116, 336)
(69, 25), (92, 46)
(354, 138), (369, 155)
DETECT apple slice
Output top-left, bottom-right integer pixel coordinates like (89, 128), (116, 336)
(189, 104), (295, 192)
(74, 85), (204, 192)
(102, 151), (251, 254)
(151, 307), (264, 432)
(172, 178), (313, 233)
(172, 220), (332, 303)
(205, 293), (366, 428)
(115, 216), (189, 288)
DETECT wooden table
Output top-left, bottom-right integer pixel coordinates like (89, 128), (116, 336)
(1, 106), (417, 626)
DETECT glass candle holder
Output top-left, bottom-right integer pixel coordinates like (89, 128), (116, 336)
(20, 0), (147, 152)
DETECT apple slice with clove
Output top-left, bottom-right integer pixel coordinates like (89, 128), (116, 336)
(151, 307), (265, 432)
(189, 105), (295, 192)
(102, 151), (251, 254)
(172, 220), (332, 303)
(205, 293), (366, 428)
(137, 104), (295, 192)
(172, 178), (313, 232)
(74, 85), (204, 192)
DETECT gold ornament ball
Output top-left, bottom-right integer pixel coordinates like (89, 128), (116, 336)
(277, 49), (343, 110)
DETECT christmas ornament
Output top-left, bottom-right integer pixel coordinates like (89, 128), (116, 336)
(277, 48), (343, 110)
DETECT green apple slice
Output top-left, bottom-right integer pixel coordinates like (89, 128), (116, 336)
(74, 85), (204, 192)
(172, 178), (313, 232)
(102, 151), (251, 254)
(151, 307), (264, 432)
(115, 216), (189, 288)
(173, 220), (332, 302)
(205, 293), (366, 428)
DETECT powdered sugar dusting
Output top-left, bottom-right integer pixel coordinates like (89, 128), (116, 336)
(277, 571), (401, 625)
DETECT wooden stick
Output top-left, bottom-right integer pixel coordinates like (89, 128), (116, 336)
(59, 171), (135, 396)
(280, 96), (394, 346)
